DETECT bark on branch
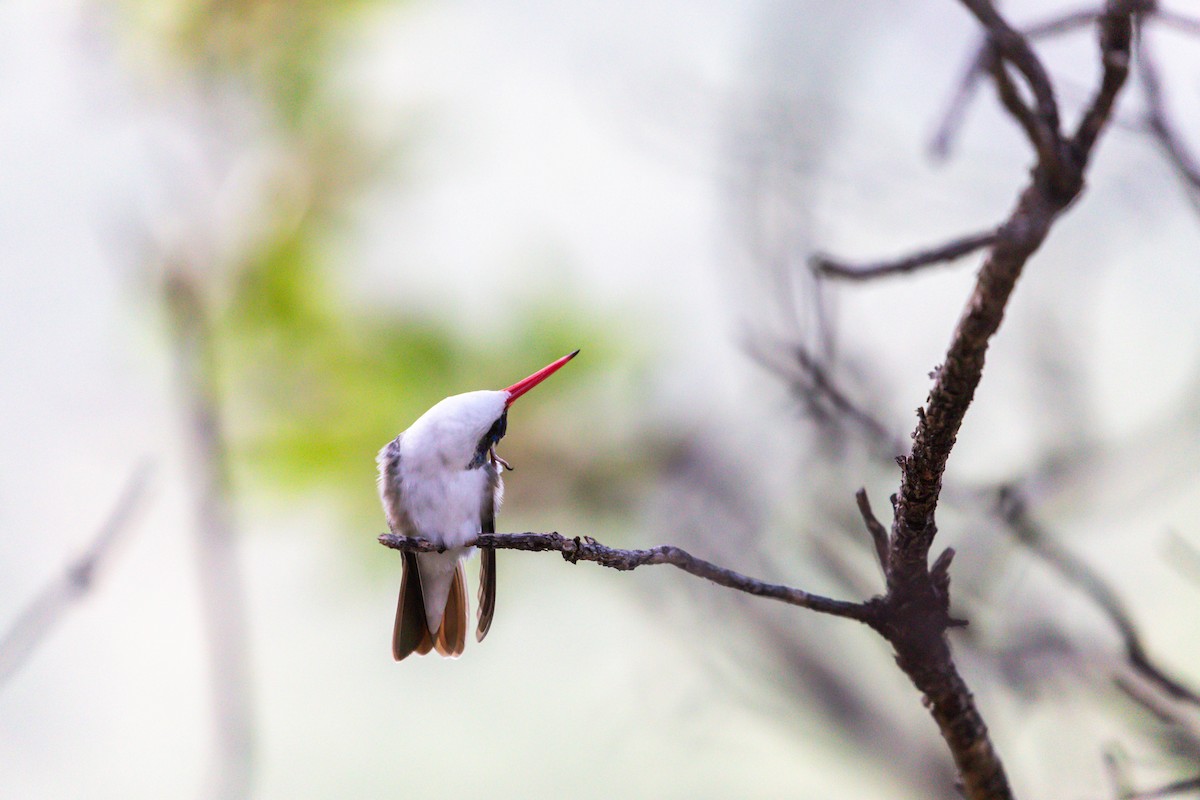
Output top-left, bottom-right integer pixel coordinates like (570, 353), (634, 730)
(378, 531), (881, 625)
(829, 4), (1136, 799)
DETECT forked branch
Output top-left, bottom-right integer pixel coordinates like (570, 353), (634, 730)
(819, 3), (1137, 799)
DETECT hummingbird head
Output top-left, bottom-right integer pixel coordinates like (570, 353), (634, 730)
(405, 350), (579, 471)
(406, 390), (508, 471)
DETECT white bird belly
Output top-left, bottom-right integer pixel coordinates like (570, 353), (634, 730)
(402, 465), (490, 549)
(400, 464), (491, 634)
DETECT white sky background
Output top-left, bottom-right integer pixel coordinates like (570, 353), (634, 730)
(2, 1), (1200, 798)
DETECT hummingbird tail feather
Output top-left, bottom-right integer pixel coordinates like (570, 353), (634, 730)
(434, 561), (468, 657)
(393, 552), (435, 661)
(476, 547), (497, 642)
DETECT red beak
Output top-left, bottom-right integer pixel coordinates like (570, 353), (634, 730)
(503, 350), (579, 408)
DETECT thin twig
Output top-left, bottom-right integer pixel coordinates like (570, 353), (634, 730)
(996, 487), (1200, 707)
(746, 340), (903, 458)
(377, 532), (881, 625)
(1072, 3), (1134, 162)
(960, 0), (1064, 174)
(985, 45), (1057, 162)
(0, 463), (153, 690)
(812, 230), (998, 281)
(960, 0), (1062, 129)
(1156, 9), (1200, 36)
(1137, 32), (1200, 203)
(1122, 775), (1200, 799)
(855, 489), (890, 574)
(930, 7), (1106, 160)
(931, 43), (990, 159)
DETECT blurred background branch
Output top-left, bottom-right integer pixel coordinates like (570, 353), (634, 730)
(0, 463), (152, 690)
(165, 269), (255, 800)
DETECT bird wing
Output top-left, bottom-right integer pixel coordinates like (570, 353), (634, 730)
(376, 435), (414, 535)
(381, 435), (436, 661)
(475, 463), (500, 642)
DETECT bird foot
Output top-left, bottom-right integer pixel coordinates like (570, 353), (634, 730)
(490, 448), (514, 471)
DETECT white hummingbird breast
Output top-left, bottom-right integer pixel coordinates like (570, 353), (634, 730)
(399, 456), (494, 549)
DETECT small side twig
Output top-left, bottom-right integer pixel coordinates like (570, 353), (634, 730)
(985, 44), (1058, 162)
(855, 488), (890, 574)
(961, 0), (1065, 175)
(1073, 3), (1135, 161)
(746, 340), (902, 457)
(0, 463), (153, 690)
(1136, 34), (1200, 204)
(932, 11), (1101, 157)
(1156, 9), (1200, 36)
(812, 229), (998, 281)
(378, 531), (881, 625)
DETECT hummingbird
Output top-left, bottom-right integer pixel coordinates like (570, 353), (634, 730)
(377, 350), (579, 660)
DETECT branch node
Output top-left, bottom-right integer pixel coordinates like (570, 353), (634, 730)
(563, 537), (582, 564)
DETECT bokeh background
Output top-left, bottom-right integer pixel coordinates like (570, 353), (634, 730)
(2, 1), (1199, 798)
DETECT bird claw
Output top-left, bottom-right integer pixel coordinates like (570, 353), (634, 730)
(490, 447), (514, 471)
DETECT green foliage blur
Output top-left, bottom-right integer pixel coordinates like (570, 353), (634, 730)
(123, 0), (637, 532)
(221, 222), (602, 502)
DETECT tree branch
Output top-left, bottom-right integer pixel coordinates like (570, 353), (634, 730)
(377, 531), (881, 625)
(889, 0), (1133, 581)
(811, 229), (998, 281)
(960, 0), (1065, 177)
(932, 4), (1148, 161)
(0, 463), (152, 690)
(1122, 775), (1200, 800)
(934, 10), (1098, 160)
(1136, 30), (1200, 204)
(165, 270), (255, 800)
(1072, 3), (1134, 160)
(1156, 9), (1200, 36)
(889, 188), (1062, 583)
(871, 4), (1135, 799)
(995, 487), (1200, 707)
